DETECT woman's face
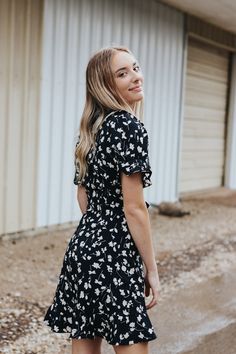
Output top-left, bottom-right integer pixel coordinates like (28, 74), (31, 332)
(111, 51), (144, 107)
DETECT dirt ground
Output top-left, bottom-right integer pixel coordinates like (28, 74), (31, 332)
(0, 187), (236, 353)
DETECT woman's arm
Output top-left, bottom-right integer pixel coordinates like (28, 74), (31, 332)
(121, 171), (157, 273)
(121, 171), (160, 309)
(77, 185), (88, 214)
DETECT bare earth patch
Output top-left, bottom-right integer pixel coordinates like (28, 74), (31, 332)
(0, 188), (236, 353)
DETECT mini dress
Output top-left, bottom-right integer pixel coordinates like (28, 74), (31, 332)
(43, 110), (157, 346)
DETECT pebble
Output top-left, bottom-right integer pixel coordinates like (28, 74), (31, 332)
(14, 292), (21, 297)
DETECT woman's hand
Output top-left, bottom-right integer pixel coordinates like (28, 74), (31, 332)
(144, 268), (161, 310)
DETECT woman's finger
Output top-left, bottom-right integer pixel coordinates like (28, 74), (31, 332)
(146, 295), (158, 310)
(145, 289), (159, 309)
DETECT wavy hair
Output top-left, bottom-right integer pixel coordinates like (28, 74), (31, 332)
(75, 46), (144, 184)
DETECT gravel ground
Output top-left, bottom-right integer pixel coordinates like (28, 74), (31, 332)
(0, 188), (236, 353)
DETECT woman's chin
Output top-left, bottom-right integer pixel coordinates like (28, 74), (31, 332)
(128, 94), (144, 106)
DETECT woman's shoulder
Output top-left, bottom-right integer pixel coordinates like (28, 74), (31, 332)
(105, 110), (145, 131)
(103, 110), (149, 151)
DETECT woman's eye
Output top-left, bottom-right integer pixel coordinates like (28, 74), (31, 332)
(118, 72), (127, 77)
(134, 66), (140, 72)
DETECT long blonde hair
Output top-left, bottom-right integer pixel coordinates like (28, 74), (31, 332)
(75, 46), (143, 183)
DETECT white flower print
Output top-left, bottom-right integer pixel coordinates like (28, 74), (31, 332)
(44, 111), (157, 346)
(107, 265), (112, 273)
(92, 262), (100, 269)
(130, 268), (135, 275)
(106, 295), (111, 303)
(71, 329), (77, 336)
(95, 288), (100, 296)
(115, 262), (120, 270)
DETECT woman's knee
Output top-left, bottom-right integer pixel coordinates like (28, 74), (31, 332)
(71, 337), (102, 354)
(112, 341), (149, 354)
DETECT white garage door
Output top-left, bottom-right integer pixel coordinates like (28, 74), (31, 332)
(180, 37), (230, 193)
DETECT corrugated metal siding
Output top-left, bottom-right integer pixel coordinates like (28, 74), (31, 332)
(146, 5), (184, 203)
(0, 0), (43, 235)
(225, 54), (236, 189)
(37, 0), (184, 227)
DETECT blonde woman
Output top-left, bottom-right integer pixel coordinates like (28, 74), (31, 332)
(44, 47), (160, 354)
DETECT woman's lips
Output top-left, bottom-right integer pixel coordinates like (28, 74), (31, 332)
(129, 86), (143, 92)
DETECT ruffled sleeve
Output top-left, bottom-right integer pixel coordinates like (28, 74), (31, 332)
(110, 111), (152, 188)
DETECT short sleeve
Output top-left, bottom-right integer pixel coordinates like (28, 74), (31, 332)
(110, 112), (152, 188)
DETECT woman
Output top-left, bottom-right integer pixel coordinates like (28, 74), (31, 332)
(44, 46), (160, 354)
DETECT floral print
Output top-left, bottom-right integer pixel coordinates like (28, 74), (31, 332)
(43, 110), (157, 345)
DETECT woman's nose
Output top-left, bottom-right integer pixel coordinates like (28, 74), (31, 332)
(132, 70), (143, 82)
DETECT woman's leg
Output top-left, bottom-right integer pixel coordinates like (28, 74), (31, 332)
(112, 341), (149, 354)
(72, 337), (103, 354)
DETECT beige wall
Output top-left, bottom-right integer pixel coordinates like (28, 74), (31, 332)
(0, 0), (43, 235)
(161, 0), (236, 34)
(179, 37), (230, 193)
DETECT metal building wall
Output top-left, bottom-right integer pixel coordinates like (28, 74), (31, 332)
(225, 54), (236, 189)
(179, 17), (236, 194)
(0, 0), (43, 235)
(180, 37), (230, 193)
(37, 0), (184, 227)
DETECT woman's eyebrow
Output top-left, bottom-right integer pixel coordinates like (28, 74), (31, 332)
(115, 62), (137, 74)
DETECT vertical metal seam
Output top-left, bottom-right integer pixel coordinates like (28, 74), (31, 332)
(5, 0), (15, 233)
(34, 0), (45, 228)
(20, 0), (31, 229)
(2, 0), (12, 234)
(175, 13), (188, 200)
(59, 0), (69, 223)
(47, 1), (56, 226)
(222, 51), (233, 186)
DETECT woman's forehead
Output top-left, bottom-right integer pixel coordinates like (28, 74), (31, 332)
(112, 51), (137, 69)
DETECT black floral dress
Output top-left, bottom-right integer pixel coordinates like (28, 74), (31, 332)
(44, 110), (157, 346)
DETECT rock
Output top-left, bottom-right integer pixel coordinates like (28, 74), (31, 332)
(158, 202), (191, 217)
(14, 292), (21, 297)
